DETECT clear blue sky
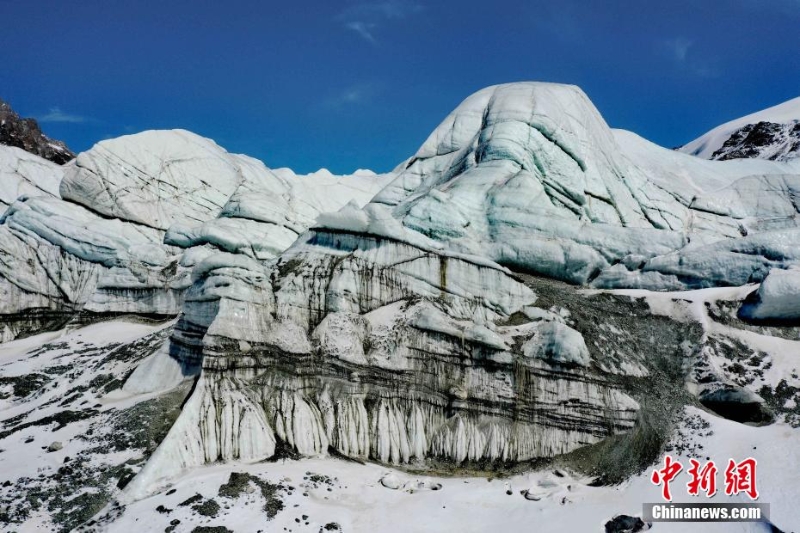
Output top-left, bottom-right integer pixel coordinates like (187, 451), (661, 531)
(2, 0), (799, 174)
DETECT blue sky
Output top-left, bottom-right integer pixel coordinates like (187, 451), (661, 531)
(1, 0), (799, 173)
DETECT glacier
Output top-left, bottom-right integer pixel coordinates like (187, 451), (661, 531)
(1, 82), (799, 513)
(0, 130), (391, 342)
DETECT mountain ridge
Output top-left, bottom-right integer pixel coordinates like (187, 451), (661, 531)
(680, 95), (800, 162)
(0, 98), (75, 165)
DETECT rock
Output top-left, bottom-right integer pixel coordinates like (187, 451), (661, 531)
(0, 98), (75, 165)
(379, 473), (401, 490)
(604, 515), (649, 533)
(47, 441), (63, 452)
(698, 386), (774, 425)
(711, 121), (800, 162)
(402, 479), (442, 493)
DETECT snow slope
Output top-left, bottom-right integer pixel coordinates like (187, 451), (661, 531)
(101, 407), (798, 533)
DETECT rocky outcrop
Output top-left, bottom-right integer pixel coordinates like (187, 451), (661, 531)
(0, 98), (75, 164)
(681, 94), (800, 162)
(711, 120), (800, 161)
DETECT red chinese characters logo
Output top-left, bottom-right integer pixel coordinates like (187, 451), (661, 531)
(686, 459), (717, 497)
(650, 455), (683, 501)
(724, 458), (759, 500)
(651, 456), (759, 501)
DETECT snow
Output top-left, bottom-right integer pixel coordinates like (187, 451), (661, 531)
(681, 95), (800, 159)
(615, 129), (800, 201)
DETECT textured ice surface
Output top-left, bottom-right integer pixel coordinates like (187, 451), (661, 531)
(0, 130), (391, 338)
(369, 83), (800, 289)
(0, 145), (62, 210)
(124, 83), (800, 494)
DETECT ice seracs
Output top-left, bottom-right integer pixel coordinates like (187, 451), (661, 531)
(0, 129), (391, 342)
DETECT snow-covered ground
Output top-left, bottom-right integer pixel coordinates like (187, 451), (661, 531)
(87, 405), (792, 533)
(0, 318), (191, 532)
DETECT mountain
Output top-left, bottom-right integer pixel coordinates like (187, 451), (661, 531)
(680, 95), (800, 162)
(0, 83), (799, 532)
(0, 98), (75, 165)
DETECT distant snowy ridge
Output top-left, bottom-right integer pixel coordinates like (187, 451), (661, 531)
(680, 95), (800, 161)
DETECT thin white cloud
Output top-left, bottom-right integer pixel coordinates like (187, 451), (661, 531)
(38, 107), (87, 124)
(662, 37), (719, 79)
(346, 21), (377, 43)
(325, 82), (380, 109)
(339, 1), (423, 43)
(665, 37), (693, 63)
